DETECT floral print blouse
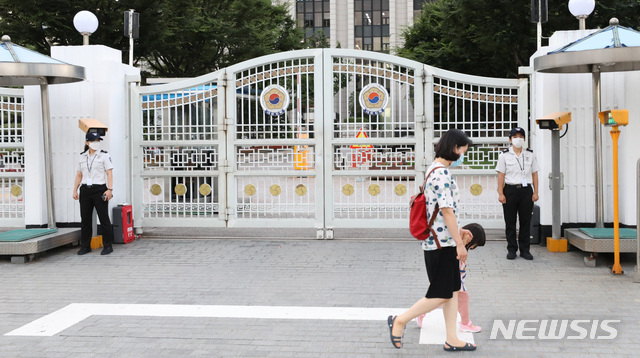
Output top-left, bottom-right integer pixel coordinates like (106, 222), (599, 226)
(420, 162), (460, 251)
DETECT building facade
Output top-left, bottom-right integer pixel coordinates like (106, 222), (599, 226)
(279, 0), (433, 53)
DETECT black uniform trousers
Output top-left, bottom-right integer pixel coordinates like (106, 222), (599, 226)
(79, 184), (113, 249)
(502, 184), (534, 255)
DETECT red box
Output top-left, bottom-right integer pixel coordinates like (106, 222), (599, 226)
(113, 205), (135, 244)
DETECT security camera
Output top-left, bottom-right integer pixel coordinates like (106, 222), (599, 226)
(536, 111), (571, 130)
(598, 109), (629, 127)
(78, 118), (108, 136)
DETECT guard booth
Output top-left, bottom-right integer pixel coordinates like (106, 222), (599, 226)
(530, 19), (640, 266)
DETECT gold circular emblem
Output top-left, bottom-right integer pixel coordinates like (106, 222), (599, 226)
(199, 183), (212, 196)
(10, 185), (22, 197)
(174, 184), (187, 196)
(470, 184), (483, 196)
(295, 184), (307, 196)
(368, 184), (381, 196)
(342, 184), (354, 196)
(270, 184), (282, 196)
(394, 184), (407, 196)
(244, 184), (256, 196)
(150, 184), (162, 196)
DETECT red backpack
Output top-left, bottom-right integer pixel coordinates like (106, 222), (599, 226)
(409, 166), (442, 248)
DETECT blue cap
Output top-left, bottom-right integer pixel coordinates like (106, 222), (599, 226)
(85, 132), (103, 141)
(509, 127), (525, 138)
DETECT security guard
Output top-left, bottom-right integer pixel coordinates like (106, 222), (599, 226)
(495, 127), (539, 260)
(72, 132), (114, 255)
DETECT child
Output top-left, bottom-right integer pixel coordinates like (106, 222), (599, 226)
(416, 223), (486, 332)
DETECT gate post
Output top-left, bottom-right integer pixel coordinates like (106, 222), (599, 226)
(130, 84), (144, 234)
(422, 69), (435, 179)
(219, 70), (230, 223)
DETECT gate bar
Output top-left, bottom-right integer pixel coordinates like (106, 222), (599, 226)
(634, 158), (640, 282)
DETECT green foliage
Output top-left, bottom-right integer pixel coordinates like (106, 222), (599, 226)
(144, 0), (304, 77)
(0, 0), (137, 53)
(0, 0), (304, 77)
(399, 0), (640, 78)
(304, 29), (330, 49)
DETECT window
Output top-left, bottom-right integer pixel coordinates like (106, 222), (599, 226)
(354, 0), (390, 53)
(297, 0), (330, 42)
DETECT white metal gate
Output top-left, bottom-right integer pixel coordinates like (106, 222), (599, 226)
(132, 49), (526, 234)
(323, 50), (424, 231)
(0, 88), (25, 226)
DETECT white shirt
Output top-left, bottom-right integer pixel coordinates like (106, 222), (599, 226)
(78, 150), (113, 185)
(421, 162), (460, 251)
(495, 147), (540, 185)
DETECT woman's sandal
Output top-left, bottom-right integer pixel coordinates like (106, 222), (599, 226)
(443, 342), (477, 352)
(387, 315), (403, 349)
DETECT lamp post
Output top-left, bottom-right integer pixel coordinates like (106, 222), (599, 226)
(124, 10), (140, 66)
(570, 0), (601, 227)
(73, 11), (99, 45)
(568, 0), (595, 30)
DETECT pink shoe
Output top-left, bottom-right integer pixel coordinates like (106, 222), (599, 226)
(416, 314), (426, 328)
(459, 321), (481, 333)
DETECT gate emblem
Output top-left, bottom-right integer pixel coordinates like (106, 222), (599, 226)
(295, 184), (307, 196)
(359, 83), (389, 115)
(10, 185), (22, 197)
(244, 184), (256, 196)
(260, 84), (290, 116)
(199, 183), (212, 196)
(270, 184), (282, 196)
(470, 184), (483, 196)
(150, 184), (162, 196)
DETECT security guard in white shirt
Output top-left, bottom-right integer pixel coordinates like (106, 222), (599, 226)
(72, 132), (114, 255)
(495, 127), (539, 260)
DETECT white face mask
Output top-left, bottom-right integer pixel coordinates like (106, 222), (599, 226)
(88, 142), (101, 151)
(511, 137), (525, 149)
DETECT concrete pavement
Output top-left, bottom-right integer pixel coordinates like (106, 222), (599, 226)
(0, 233), (638, 357)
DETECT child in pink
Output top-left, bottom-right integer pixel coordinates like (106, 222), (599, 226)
(416, 223), (486, 332)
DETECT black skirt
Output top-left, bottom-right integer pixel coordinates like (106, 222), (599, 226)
(424, 246), (461, 299)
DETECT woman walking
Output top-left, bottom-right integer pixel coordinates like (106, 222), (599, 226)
(388, 129), (476, 352)
(72, 132), (114, 255)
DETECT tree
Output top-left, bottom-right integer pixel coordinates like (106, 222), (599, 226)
(0, 0), (304, 77)
(399, 0), (640, 78)
(142, 0), (304, 77)
(304, 29), (330, 49)
(0, 0), (139, 54)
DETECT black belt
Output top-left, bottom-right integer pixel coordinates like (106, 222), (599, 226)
(505, 183), (528, 189)
(81, 184), (106, 188)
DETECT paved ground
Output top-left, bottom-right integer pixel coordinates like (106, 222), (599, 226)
(0, 232), (639, 357)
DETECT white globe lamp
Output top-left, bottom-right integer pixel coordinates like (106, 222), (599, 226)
(73, 11), (99, 45)
(568, 0), (595, 30)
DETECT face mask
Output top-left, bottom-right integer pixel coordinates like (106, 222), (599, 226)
(450, 153), (464, 168)
(511, 137), (525, 149)
(88, 142), (101, 151)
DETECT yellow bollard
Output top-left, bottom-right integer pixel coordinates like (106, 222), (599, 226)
(610, 126), (623, 274)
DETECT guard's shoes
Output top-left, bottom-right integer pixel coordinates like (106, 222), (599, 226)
(506, 252), (517, 260)
(520, 252), (534, 260)
(101, 246), (113, 255)
(77, 247), (92, 255)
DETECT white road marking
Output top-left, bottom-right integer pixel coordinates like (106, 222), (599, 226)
(6, 303), (474, 346)
(5, 303), (406, 337)
(418, 309), (475, 345)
